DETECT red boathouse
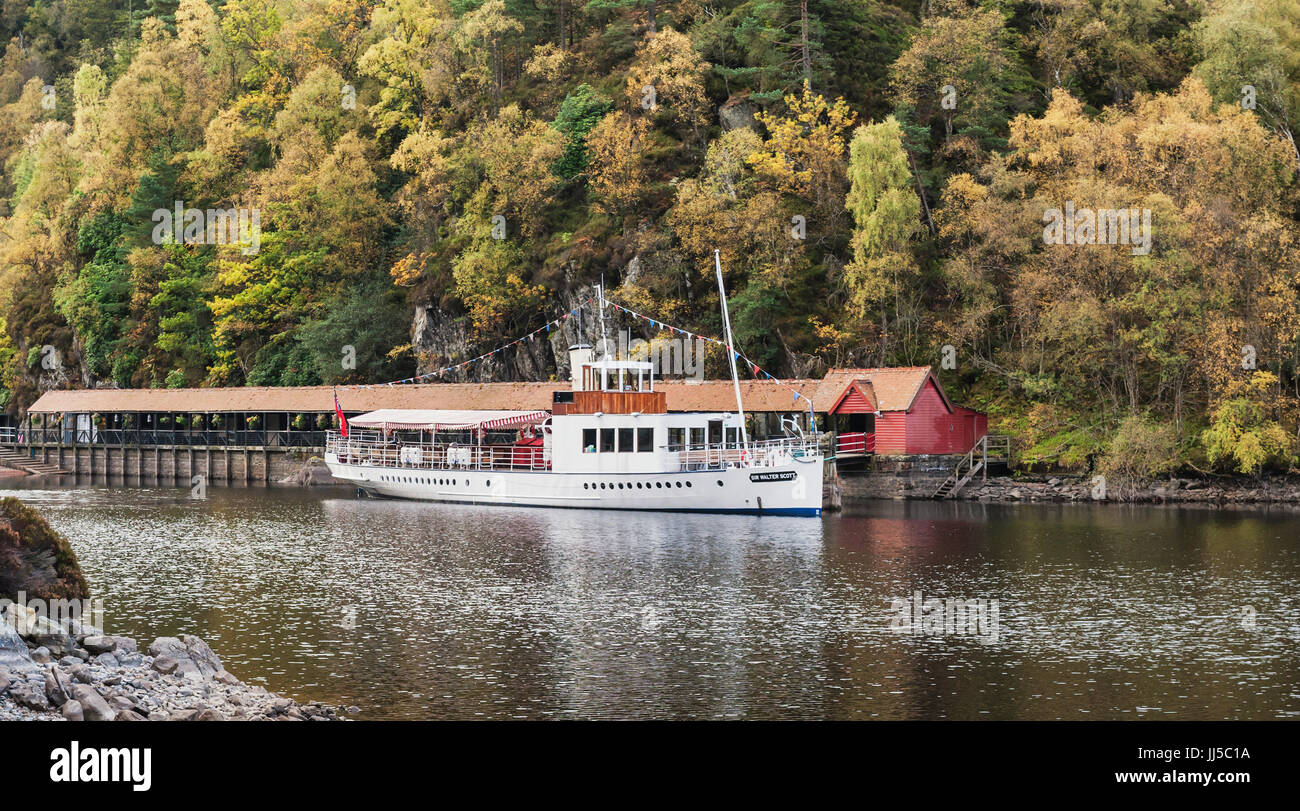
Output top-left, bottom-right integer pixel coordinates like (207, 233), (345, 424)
(825, 367), (987, 457)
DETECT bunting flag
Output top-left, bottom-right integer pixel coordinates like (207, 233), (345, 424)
(599, 296), (813, 414)
(340, 298), (601, 390)
(337, 294), (811, 424)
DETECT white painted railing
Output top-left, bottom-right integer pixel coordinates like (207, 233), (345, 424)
(326, 431), (823, 473)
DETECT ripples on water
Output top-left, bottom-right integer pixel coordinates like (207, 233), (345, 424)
(5, 479), (1299, 720)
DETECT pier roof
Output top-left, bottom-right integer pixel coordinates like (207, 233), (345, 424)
(24, 368), (934, 416)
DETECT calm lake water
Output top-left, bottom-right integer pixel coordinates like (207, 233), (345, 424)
(5, 479), (1300, 720)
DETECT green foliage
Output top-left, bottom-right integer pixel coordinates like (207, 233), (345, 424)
(1098, 414), (1182, 484)
(299, 277), (416, 384)
(551, 84), (612, 179)
(1201, 374), (1294, 475)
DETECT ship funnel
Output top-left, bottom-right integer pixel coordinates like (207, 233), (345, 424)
(569, 344), (594, 390)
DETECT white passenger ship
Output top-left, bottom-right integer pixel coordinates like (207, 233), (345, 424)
(325, 252), (825, 515)
(324, 351), (826, 515)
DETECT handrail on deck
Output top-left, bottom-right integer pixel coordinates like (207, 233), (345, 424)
(325, 430), (824, 473)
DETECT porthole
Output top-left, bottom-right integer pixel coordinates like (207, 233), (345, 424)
(635, 482), (642, 489)
(656, 482), (663, 488)
(485, 480), (490, 488)
(685, 481), (692, 488)
(675, 481), (682, 488)
(583, 483), (589, 490)
(717, 480), (724, 487)
(599, 482), (605, 490)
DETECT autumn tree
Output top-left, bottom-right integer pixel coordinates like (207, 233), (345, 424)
(586, 110), (651, 219)
(1195, 0), (1300, 169)
(889, 0), (1022, 142)
(844, 116), (921, 360)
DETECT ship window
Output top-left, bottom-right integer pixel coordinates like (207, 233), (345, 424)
(725, 427), (739, 447)
(582, 428), (597, 453)
(668, 428), (685, 450)
(617, 427), (633, 452)
(675, 481), (682, 488)
(717, 480), (724, 487)
(685, 481), (692, 488)
(655, 482), (662, 488)
(637, 427), (653, 452)
(689, 427), (705, 447)
(600, 428), (615, 453)
(708, 422), (723, 444)
(635, 482), (642, 489)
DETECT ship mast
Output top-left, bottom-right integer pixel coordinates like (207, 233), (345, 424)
(714, 250), (749, 449)
(597, 275), (609, 360)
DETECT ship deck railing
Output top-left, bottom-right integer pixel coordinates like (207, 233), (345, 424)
(325, 431), (824, 473)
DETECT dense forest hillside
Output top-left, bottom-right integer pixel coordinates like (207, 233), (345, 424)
(0, 0), (1298, 478)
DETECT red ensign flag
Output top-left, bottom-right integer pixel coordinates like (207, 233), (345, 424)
(334, 388), (348, 438)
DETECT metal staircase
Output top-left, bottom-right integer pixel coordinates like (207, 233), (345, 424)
(933, 435), (1010, 499)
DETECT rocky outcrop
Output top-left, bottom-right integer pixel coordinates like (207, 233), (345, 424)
(0, 616), (32, 669)
(278, 460), (338, 486)
(148, 635), (226, 683)
(1, 628), (348, 721)
(957, 475), (1300, 505)
(719, 96), (758, 132)
(410, 285), (603, 382)
(0, 497), (89, 602)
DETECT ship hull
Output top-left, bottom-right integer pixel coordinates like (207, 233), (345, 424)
(324, 454), (824, 516)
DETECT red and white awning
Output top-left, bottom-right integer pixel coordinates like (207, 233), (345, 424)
(347, 409), (549, 432)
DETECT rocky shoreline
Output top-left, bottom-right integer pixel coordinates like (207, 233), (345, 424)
(1, 618), (352, 721)
(955, 475), (1300, 506)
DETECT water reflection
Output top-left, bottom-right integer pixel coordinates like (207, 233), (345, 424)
(4, 478), (1298, 719)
